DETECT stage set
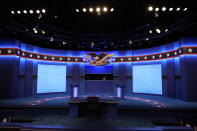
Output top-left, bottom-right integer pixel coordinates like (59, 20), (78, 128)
(1, 38), (197, 130)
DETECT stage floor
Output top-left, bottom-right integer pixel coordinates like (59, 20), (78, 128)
(1, 94), (197, 110)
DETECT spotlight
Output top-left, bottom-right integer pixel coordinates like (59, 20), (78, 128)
(169, 8), (173, 11)
(110, 8), (114, 12)
(96, 7), (101, 12)
(176, 7), (180, 11)
(76, 9), (79, 12)
(23, 10), (27, 14)
(11, 11), (15, 14)
(165, 28), (168, 32)
(36, 10), (40, 14)
(29, 10), (33, 14)
(162, 7), (166, 11)
(156, 28), (161, 33)
(155, 8), (159, 11)
(17, 10), (21, 14)
(42, 9), (46, 13)
(50, 37), (54, 42)
(82, 8), (86, 12)
(146, 38), (149, 41)
(25, 29), (29, 32)
(148, 6), (153, 11)
(63, 41), (67, 45)
(89, 8), (93, 12)
(42, 30), (45, 34)
(34, 30), (38, 34)
(183, 8), (187, 11)
(149, 30), (153, 34)
(128, 40), (132, 45)
(33, 27), (36, 31)
(103, 7), (108, 12)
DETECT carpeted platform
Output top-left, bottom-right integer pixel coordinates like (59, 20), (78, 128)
(1, 93), (197, 110)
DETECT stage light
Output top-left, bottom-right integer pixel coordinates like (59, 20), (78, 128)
(103, 7), (108, 12)
(96, 7), (101, 12)
(42, 30), (46, 34)
(62, 41), (66, 45)
(110, 8), (114, 12)
(50, 37), (54, 42)
(89, 8), (93, 12)
(162, 7), (166, 11)
(129, 40), (132, 45)
(42, 9), (46, 13)
(34, 30), (38, 34)
(23, 10), (27, 14)
(82, 8), (86, 12)
(76, 9), (79, 12)
(146, 38), (149, 41)
(17, 10), (21, 14)
(156, 28), (161, 33)
(33, 27), (36, 31)
(176, 7), (180, 11)
(148, 6), (153, 11)
(36, 10), (40, 14)
(165, 28), (168, 32)
(29, 10), (33, 14)
(149, 30), (153, 34)
(183, 8), (187, 11)
(155, 8), (159, 11)
(169, 8), (173, 11)
(11, 11), (15, 14)
(25, 29), (29, 32)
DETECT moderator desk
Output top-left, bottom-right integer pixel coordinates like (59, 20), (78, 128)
(67, 98), (119, 118)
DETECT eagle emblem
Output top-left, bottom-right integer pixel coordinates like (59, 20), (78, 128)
(84, 52), (114, 66)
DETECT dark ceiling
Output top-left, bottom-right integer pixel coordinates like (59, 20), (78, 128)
(0, 0), (196, 51)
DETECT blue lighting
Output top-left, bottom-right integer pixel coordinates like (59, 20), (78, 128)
(133, 64), (162, 95)
(37, 64), (67, 93)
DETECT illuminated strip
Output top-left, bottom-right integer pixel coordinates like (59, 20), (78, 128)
(0, 46), (196, 63)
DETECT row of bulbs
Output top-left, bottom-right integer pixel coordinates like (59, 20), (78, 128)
(148, 6), (187, 12)
(11, 9), (46, 14)
(149, 28), (168, 34)
(76, 7), (114, 13)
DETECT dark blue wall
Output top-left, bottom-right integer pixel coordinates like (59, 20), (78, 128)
(0, 38), (197, 101)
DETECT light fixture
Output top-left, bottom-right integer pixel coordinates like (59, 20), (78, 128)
(76, 9), (79, 12)
(82, 8), (86, 12)
(34, 30), (38, 34)
(50, 37), (54, 42)
(149, 30), (153, 34)
(148, 6), (153, 11)
(162, 7), (166, 11)
(63, 41), (67, 45)
(110, 8), (114, 12)
(23, 10), (27, 14)
(155, 8), (159, 11)
(89, 8), (93, 12)
(146, 38), (149, 41)
(29, 10), (33, 14)
(36, 10), (40, 14)
(96, 7), (101, 12)
(103, 7), (108, 12)
(17, 10), (21, 14)
(33, 28), (36, 31)
(11, 11), (15, 14)
(165, 28), (168, 32)
(42, 30), (46, 34)
(169, 8), (173, 11)
(129, 40), (132, 45)
(156, 28), (161, 33)
(42, 9), (46, 13)
(183, 8), (187, 11)
(176, 7), (180, 11)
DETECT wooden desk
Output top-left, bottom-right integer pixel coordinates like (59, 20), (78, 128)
(68, 98), (119, 118)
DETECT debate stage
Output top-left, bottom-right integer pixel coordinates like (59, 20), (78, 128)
(1, 93), (197, 110)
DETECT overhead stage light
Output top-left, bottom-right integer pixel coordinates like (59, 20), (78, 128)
(63, 41), (67, 45)
(169, 8), (173, 11)
(82, 8), (86, 12)
(96, 7), (101, 12)
(89, 8), (93, 12)
(103, 7), (108, 12)
(148, 6), (153, 11)
(149, 30), (153, 34)
(42, 30), (46, 34)
(155, 8), (159, 11)
(34, 30), (38, 34)
(11, 11), (15, 14)
(36, 10), (40, 14)
(165, 28), (168, 32)
(162, 7), (166, 11)
(183, 8), (187, 11)
(76, 9), (79, 12)
(23, 10), (27, 14)
(176, 7), (180, 11)
(110, 8), (114, 12)
(17, 10), (21, 14)
(42, 9), (46, 13)
(29, 10), (33, 14)
(156, 28), (161, 33)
